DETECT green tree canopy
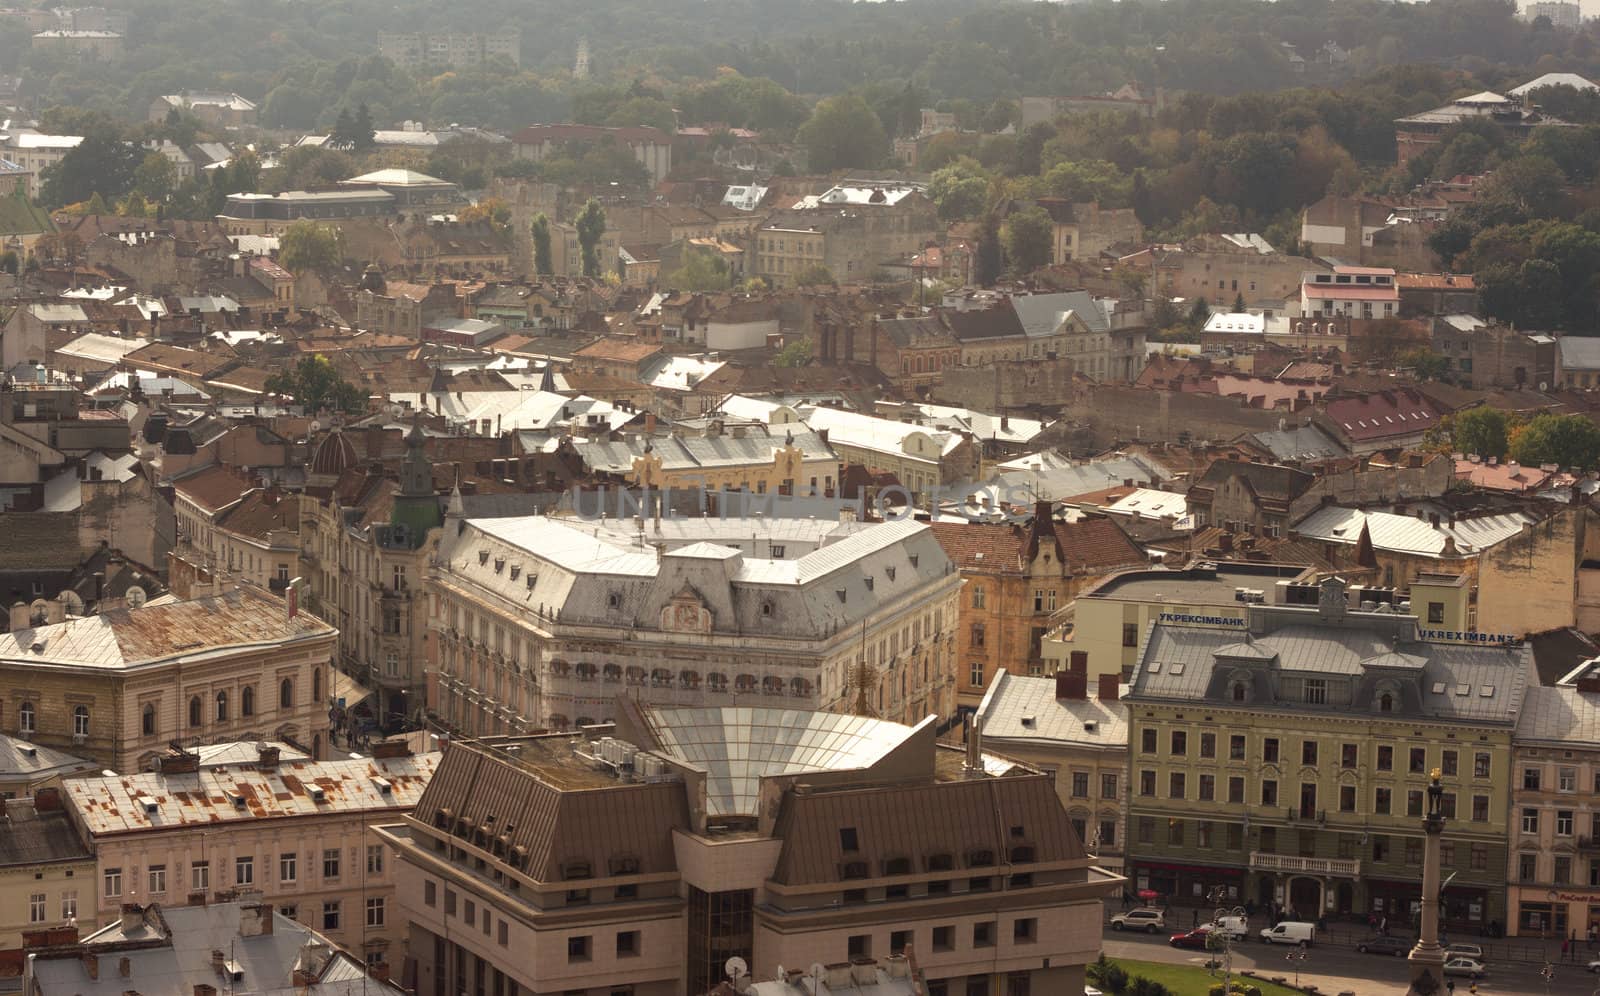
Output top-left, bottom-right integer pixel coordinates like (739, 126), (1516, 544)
(928, 158), (990, 222)
(40, 132), (140, 209)
(576, 198), (607, 279)
(278, 220), (343, 273)
(1001, 206), (1054, 275)
(531, 214), (553, 277)
(667, 249), (732, 291)
(1511, 413), (1600, 470)
(798, 94), (888, 173)
(1446, 406), (1514, 460)
(793, 263), (837, 287)
(264, 355), (364, 413)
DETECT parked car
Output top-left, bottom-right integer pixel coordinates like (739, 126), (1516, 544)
(1170, 926), (1213, 950)
(1356, 935), (1411, 956)
(1445, 943), (1484, 961)
(1587, 956), (1600, 973)
(1442, 956), (1487, 979)
(1259, 921), (1316, 946)
(1111, 908), (1166, 933)
(1210, 915), (1249, 940)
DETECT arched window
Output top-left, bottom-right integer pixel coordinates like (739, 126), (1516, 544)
(188, 696), (202, 728)
(141, 703), (156, 736)
(73, 705), (89, 736)
(241, 686), (254, 717)
(280, 678), (294, 709)
(215, 691), (228, 723)
(1232, 683), (1247, 702)
(312, 668), (323, 702)
(1380, 693), (1394, 713)
(18, 701), (33, 735)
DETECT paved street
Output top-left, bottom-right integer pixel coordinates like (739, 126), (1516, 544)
(1101, 926), (1583, 996)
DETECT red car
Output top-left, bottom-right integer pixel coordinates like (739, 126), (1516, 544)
(1169, 926), (1213, 950)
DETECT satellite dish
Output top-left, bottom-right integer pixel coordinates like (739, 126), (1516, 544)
(809, 963), (826, 982)
(125, 587), (148, 608)
(1539, 381), (1549, 392)
(309, 419), (323, 433)
(58, 591), (84, 616)
(724, 956), (748, 981)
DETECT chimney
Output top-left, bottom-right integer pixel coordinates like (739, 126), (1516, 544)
(238, 902), (274, 938)
(1070, 650), (1088, 672)
(159, 749), (199, 775)
(1056, 669), (1088, 700)
(210, 950), (226, 975)
(256, 744), (279, 770)
(195, 986), (218, 996)
(120, 904), (143, 933)
(1219, 533), (1233, 553)
(965, 714), (983, 770)
(1034, 499), (1052, 524)
(1429, 513), (1441, 528)
(371, 738), (413, 759)
(33, 786), (61, 811)
(1098, 673), (1120, 700)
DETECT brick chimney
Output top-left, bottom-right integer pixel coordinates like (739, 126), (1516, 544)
(1056, 669), (1087, 700)
(1069, 650), (1087, 672)
(1098, 673), (1121, 701)
(119, 904), (144, 933)
(1219, 532), (1233, 553)
(371, 738), (413, 759)
(160, 749), (200, 775)
(33, 786), (61, 811)
(256, 744), (280, 769)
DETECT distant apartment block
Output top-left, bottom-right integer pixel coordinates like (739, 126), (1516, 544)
(149, 91), (259, 128)
(1522, 1), (1581, 28)
(378, 31), (521, 69)
(30, 29), (121, 58)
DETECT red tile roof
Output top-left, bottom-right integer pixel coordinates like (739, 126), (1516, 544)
(1052, 517), (1147, 572)
(1324, 389), (1441, 441)
(172, 464), (253, 513)
(927, 522), (1024, 574)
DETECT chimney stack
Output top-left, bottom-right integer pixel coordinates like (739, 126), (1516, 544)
(1070, 650), (1088, 672)
(965, 715), (983, 770)
(1098, 673), (1121, 701)
(256, 744), (279, 770)
(371, 738), (413, 759)
(238, 902), (274, 938)
(119, 904), (144, 933)
(1056, 669), (1088, 700)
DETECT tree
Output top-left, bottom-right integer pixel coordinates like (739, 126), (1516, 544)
(458, 197), (511, 234)
(1001, 206), (1053, 274)
(531, 213), (553, 276)
(278, 220), (343, 273)
(929, 159), (990, 222)
(351, 103), (377, 151)
(1187, 296), (1211, 331)
(264, 355), (364, 413)
(1511, 412), (1600, 470)
(667, 250), (731, 292)
(575, 198), (607, 278)
(1444, 406), (1514, 460)
(1233, 292), (1246, 313)
(1398, 348), (1450, 381)
(976, 217), (1003, 287)
(794, 264), (836, 287)
(39, 132), (140, 209)
(133, 151), (177, 204)
(797, 94), (888, 172)
(774, 339), (812, 367)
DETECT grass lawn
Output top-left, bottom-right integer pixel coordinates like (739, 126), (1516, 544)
(1106, 959), (1309, 996)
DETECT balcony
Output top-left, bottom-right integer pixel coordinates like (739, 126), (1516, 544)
(1249, 852), (1361, 878)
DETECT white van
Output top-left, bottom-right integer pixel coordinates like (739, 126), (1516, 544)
(1210, 915), (1249, 940)
(1259, 921), (1316, 946)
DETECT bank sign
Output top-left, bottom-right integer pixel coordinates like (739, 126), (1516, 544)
(1158, 612), (1246, 627)
(1419, 629), (1520, 645)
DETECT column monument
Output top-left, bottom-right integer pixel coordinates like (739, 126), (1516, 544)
(1407, 768), (1447, 995)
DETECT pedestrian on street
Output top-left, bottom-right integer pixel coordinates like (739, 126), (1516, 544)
(1193, 910), (1199, 928)
(1562, 937), (1570, 961)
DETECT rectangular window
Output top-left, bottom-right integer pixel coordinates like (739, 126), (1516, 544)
(1372, 835), (1389, 862)
(1101, 774), (1118, 799)
(104, 867), (121, 898)
(1375, 788), (1392, 815)
(1169, 773), (1186, 799)
(1197, 821), (1213, 848)
(61, 892), (76, 921)
(616, 930), (640, 957)
(1558, 811), (1575, 836)
(1378, 746), (1393, 771)
(1524, 767), (1541, 791)
(29, 893), (45, 923)
(1342, 743), (1358, 769)
(1261, 780), (1277, 806)
(1013, 918), (1037, 943)
(1230, 735), (1245, 760)
(1171, 731), (1187, 756)
(849, 935), (871, 959)
(366, 897), (385, 928)
(1522, 808), (1540, 834)
(148, 865), (166, 895)
(1428, 602), (1445, 624)
(1340, 785), (1356, 812)
(1301, 740), (1318, 765)
(973, 922), (995, 948)
(1560, 768), (1577, 792)
(424, 881), (437, 907)
(1441, 793), (1457, 820)
(1122, 624), (1138, 648)
(1304, 679), (1326, 705)
(1099, 820), (1117, 848)
(1472, 795), (1489, 822)
(1228, 776), (1244, 803)
(1407, 790), (1424, 817)
(1227, 823), (1243, 850)
(1070, 772), (1089, 798)
(323, 848), (340, 879)
(1263, 738), (1279, 763)
(192, 862), (209, 892)
(1139, 770), (1155, 796)
(1141, 729), (1157, 753)
(1405, 838), (1422, 866)
(1473, 752), (1491, 778)
(1199, 774), (1215, 801)
(322, 901), (340, 932)
(235, 856), (254, 886)
(1470, 844), (1487, 871)
(969, 662), (984, 687)
(1409, 748), (1426, 773)
(1520, 854), (1537, 882)
(933, 925), (955, 952)
(1167, 819), (1184, 846)
(1441, 750), (1458, 777)
(280, 853), (297, 883)
(1137, 817), (1154, 845)
(367, 845), (384, 875)
(891, 930), (912, 955)
(1200, 733), (1216, 758)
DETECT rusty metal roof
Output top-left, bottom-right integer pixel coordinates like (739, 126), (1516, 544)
(0, 585), (334, 672)
(64, 751), (438, 836)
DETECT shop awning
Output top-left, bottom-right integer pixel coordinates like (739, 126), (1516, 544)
(331, 670), (375, 709)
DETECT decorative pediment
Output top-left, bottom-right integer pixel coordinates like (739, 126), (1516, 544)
(662, 585), (712, 634)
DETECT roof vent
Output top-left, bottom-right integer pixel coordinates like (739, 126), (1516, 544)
(226, 790), (246, 809)
(1431, 682), (1446, 694)
(138, 795), (158, 815)
(1083, 720), (1098, 732)
(1021, 715), (1036, 728)
(371, 776), (393, 795)
(307, 785), (326, 803)
(836, 589), (847, 603)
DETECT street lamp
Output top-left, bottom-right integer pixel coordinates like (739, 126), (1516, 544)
(1406, 768), (1448, 995)
(1287, 946), (1309, 990)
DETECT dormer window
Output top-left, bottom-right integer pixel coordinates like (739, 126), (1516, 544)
(478, 550), (490, 565)
(607, 592), (621, 610)
(494, 557), (505, 574)
(886, 566), (896, 582)
(1232, 682), (1248, 702)
(509, 565), (521, 580)
(760, 601), (773, 617)
(864, 576), (874, 591)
